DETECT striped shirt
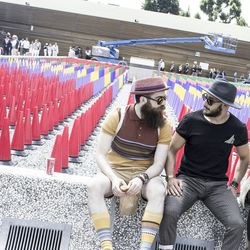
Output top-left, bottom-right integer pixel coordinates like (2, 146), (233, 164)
(102, 104), (172, 170)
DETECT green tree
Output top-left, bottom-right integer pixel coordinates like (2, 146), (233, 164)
(200, 0), (242, 24)
(194, 12), (201, 19)
(143, 0), (180, 15)
(180, 7), (190, 17)
(236, 16), (248, 26)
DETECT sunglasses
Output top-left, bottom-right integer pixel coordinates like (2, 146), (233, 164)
(202, 93), (221, 106)
(142, 95), (167, 105)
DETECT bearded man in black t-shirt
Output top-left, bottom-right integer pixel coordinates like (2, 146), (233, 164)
(159, 80), (249, 250)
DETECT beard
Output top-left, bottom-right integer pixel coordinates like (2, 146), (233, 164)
(203, 104), (223, 117)
(141, 101), (165, 129)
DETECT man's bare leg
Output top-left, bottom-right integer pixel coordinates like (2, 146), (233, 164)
(140, 176), (166, 250)
(88, 173), (113, 250)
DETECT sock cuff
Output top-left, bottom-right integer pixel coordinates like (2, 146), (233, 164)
(92, 212), (111, 229)
(158, 244), (174, 250)
(142, 210), (163, 224)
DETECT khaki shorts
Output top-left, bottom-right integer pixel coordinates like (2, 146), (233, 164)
(111, 165), (147, 184)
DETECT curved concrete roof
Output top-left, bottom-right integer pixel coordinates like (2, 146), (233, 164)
(2, 0), (250, 42)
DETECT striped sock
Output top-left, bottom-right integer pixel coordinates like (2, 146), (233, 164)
(140, 210), (163, 250)
(92, 212), (113, 250)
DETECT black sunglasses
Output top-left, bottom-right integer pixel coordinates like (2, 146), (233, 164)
(202, 93), (221, 106)
(142, 95), (167, 105)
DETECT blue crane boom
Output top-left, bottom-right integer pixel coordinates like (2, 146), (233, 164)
(91, 34), (237, 63)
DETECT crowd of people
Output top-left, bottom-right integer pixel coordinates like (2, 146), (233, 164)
(159, 59), (203, 76)
(0, 32), (59, 56)
(158, 59), (250, 84)
(87, 77), (250, 250)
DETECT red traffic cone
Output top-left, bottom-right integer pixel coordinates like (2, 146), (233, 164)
(40, 104), (50, 140)
(61, 125), (69, 169)
(0, 97), (7, 130)
(69, 117), (82, 163)
(24, 108), (36, 150)
(32, 106), (44, 146)
(0, 117), (16, 165)
(11, 110), (28, 157)
(51, 134), (62, 173)
(8, 96), (17, 127)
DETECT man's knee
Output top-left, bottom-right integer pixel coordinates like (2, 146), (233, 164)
(88, 179), (105, 198)
(227, 217), (245, 232)
(163, 199), (182, 221)
(145, 180), (166, 202)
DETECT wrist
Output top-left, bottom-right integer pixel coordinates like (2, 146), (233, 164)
(230, 180), (239, 190)
(136, 173), (149, 185)
(136, 175), (145, 184)
(165, 174), (175, 182)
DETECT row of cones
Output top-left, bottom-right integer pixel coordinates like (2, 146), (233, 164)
(0, 80), (114, 171)
(49, 85), (114, 172)
(0, 80), (93, 129)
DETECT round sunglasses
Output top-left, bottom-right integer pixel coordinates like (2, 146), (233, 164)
(202, 93), (221, 106)
(142, 95), (167, 105)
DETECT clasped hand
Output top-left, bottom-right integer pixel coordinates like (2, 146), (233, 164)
(111, 177), (143, 196)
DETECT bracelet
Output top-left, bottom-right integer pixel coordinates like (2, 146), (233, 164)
(165, 175), (174, 182)
(136, 175), (145, 184)
(230, 180), (239, 190)
(141, 173), (149, 184)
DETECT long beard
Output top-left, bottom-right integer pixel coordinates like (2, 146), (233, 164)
(203, 104), (223, 117)
(141, 101), (165, 129)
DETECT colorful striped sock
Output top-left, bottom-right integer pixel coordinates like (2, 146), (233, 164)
(140, 210), (163, 250)
(92, 212), (113, 250)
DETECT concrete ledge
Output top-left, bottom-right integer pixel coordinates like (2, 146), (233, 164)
(0, 165), (248, 250)
(0, 165), (97, 250)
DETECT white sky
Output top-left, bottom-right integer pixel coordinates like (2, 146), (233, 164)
(90, 0), (250, 25)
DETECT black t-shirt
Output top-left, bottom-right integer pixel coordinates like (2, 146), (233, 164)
(176, 110), (248, 181)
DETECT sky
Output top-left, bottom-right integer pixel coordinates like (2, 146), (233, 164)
(89, 0), (250, 25)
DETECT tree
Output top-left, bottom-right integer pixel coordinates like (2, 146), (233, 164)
(143, 0), (180, 15)
(236, 16), (248, 27)
(180, 7), (190, 17)
(194, 12), (201, 19)
(200, 0), (242, 24)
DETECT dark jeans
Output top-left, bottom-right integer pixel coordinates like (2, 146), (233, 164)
(159, 175), (244, 250)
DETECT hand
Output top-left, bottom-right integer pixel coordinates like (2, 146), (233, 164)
(126, 177), (143, 195)
(111, 177), (127, 197)
(167, 178), (183, 196)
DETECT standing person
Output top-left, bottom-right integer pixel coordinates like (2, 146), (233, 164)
(87, 77), (172, 250)
(169, 62), (175, 73)
(11, 35), (19, 55)
(43, 43), (48, 56)
(18, 38), (25, 55)
(183, 63), (189, 75)
(22, 37), (30, 55)
(32, 39), (41, 56)
(47, 43), (53, 56)
(159, 80), (249, 250)
(234, 72), (238, 82)
(159, 59), (165, 72)
(85, 46), (91, 59)
(68, 46), (75, 57)
(3, 34), (12, 55)
(52, 42), (59, 56)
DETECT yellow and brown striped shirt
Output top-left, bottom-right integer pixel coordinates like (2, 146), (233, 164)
(102, 104), (172, 171)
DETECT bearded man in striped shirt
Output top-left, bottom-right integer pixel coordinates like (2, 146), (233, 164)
(88, 77), (172, 250)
